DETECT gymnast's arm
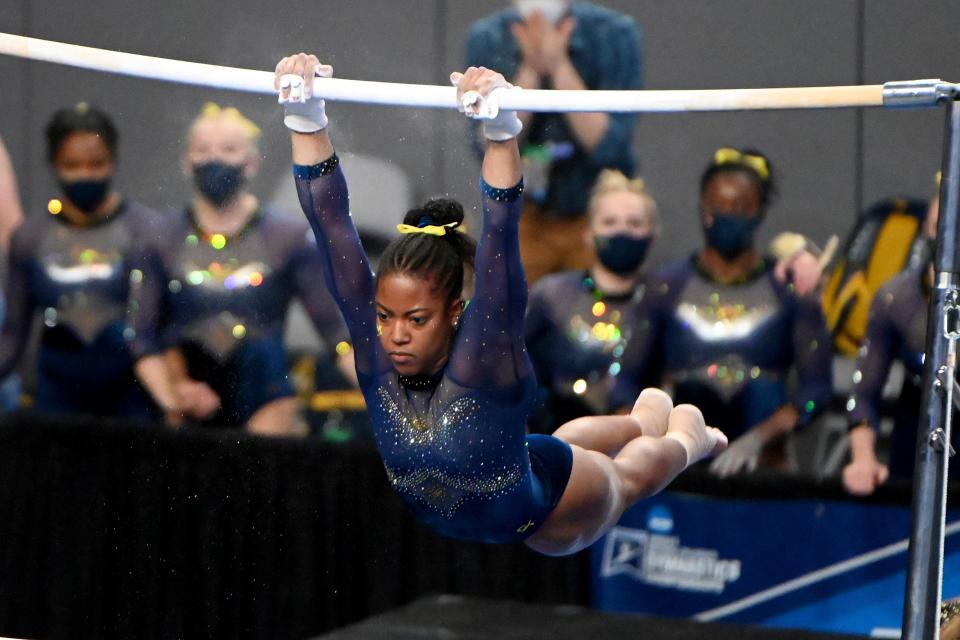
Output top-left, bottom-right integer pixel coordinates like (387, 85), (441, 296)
(277, 54), (379, 376)
(289, 234), (358, 386)
(0, 225), (35, 382)
(446, 68), (528, 389)
(842, 289), (898, 494)
(127, 240), (184, 420)
(464, 17), (537, 141)
(790, 291), (834, 427)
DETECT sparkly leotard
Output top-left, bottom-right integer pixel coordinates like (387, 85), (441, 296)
(611, 255), (832, 438)
(525, 270), (647, 428)
(129, 205), (348, 425)
(293, 156), (572, 544)
(0, 201), (158, 417)
(847, 269), (957, 478)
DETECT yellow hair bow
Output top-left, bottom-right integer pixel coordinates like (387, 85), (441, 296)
(396, 221), (460, 236)
(713, 147), (770, 182)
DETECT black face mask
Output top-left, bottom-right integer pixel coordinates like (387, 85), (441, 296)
(192, 161), (245, 207)
(703, 211), (761, 260)
(594, 233), (651, 275)
(59, 177), (111, 213)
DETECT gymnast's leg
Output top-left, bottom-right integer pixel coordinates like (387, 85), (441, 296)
(527, 391), (726, 556)
(550, 388), (673, 455)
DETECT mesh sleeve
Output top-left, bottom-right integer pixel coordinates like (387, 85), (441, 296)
(446, 179), (531, 391)
(847, 289), (899, 431)
(293, 156), (381, 375)
(0, 226), (35, 379)
(790, 294), (834, 426)
(289, 232), (350, 347)
(127, 239), (166, 360)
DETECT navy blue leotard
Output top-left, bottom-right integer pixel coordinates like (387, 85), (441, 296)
(525, 270), (647, 429)
(293, 155), (572, 544)
(611, 255), (833, 438)
(0, 201), (158, 417)
(129, 206), (348, 425)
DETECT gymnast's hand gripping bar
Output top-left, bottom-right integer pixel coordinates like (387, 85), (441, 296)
(0, 33), (956, 113)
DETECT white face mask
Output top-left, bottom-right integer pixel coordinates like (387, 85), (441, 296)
(514, 0), (569, 25)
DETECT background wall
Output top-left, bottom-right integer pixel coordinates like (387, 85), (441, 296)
(1, 0), (959, 264)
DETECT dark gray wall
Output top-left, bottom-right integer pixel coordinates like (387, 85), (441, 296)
(2, 1), (959, 264)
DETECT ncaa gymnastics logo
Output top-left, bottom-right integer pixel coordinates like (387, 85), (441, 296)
(601, 505), (741, 594)
(646, 505), (674, 533)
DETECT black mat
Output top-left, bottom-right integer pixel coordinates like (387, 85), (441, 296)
(316, 595), (866, 639)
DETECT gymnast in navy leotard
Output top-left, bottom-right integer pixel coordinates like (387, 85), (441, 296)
(843, 191), (958, 494)
(130, 104), (349, 435)
(276, 56), (726, 553)
(611, 148), (833, 477)
(524, 171), (658, 432)
(0, 104), (158, 418)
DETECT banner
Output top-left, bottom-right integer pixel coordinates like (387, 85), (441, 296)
(591, 492), (960, 637)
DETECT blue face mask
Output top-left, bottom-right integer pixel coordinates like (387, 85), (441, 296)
(59, 177), (111, 213)
(192, 161), (245, 207)
(594, 233), (651, 275)
(703, 212), (761, 260)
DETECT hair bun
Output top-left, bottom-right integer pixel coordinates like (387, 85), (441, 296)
(403, 198), (465, 227)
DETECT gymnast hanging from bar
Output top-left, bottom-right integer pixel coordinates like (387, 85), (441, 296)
(276, 54), (726, 555)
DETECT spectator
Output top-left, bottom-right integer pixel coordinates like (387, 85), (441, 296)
(130, 103), (350, 436)
(525, 169), (656, 431)
(465, 0), (642, 285)
(843, 187), (958, 495)
(610, 147), (833, 476)
(0, 103), (158, 418)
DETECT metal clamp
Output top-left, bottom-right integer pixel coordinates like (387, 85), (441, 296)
(928, 428), (956, 457)
(883, 79), (960, 108)
(943, 289), (960, 340)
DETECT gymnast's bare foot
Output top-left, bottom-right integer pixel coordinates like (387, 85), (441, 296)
(664, 404), (728, 467)
(629, 387), (673, 438)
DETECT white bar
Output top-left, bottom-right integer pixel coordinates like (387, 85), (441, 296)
(0, 32), (275, 93)
(0, 31), (902, 113)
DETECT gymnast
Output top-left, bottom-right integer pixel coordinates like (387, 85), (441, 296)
(523, 170), (658, 431)
(609, 148), (834, 477)
(275, 54), (726, 554)
(129, 103), (350, 434)
(0, 104), (158, 417)
(843, 184), (959, 494)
